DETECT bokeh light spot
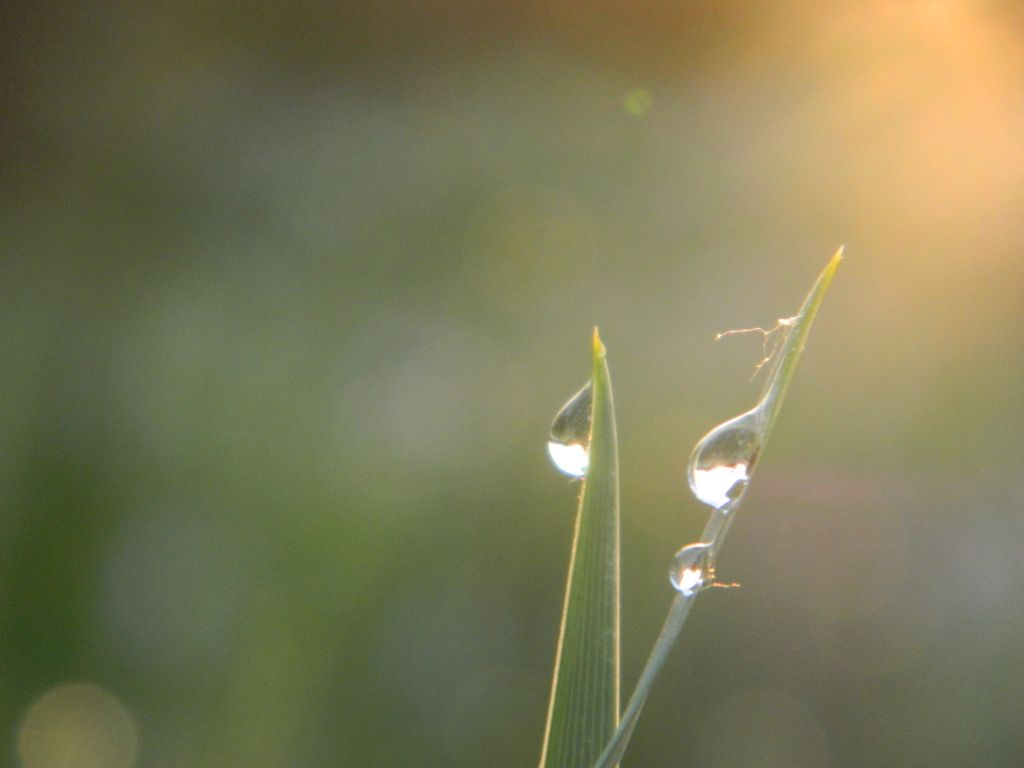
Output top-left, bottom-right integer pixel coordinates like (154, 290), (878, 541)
(17, 683), (139, 768)
(623, 88), (653, 116)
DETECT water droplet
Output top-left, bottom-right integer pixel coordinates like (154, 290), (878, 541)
(547, 382), (592, 478)
(688, 407), (762, 510)
(669, 542), (714, 595)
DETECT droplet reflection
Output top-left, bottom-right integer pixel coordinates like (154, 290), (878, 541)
(688, 407), (762, 510)
(547, 440), (589, 478)
(547, 381), (592, 478)
(669, 542), (714, 596)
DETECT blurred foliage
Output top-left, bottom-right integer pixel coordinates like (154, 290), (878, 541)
(4, 1), (1024, 766)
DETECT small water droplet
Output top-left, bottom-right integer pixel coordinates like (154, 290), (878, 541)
(669, 542), (714, 595)
(688, 407), (762, 510)
(547, 382), (592, 478)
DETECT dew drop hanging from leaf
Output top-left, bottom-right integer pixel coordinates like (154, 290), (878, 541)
(669, 542), (714, 596)
(546, 381), (593, 478)
(687, 406), (763, 512)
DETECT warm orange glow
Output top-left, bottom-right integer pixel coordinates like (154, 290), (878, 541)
(807, 2), (1024, 246)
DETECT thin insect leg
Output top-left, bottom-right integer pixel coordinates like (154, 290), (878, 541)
(715, 316), (798, 380)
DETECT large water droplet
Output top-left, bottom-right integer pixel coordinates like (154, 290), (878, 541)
(688, 407), (762, 510)
(547, 382), (592, 478)
(669, 542), (714, 595)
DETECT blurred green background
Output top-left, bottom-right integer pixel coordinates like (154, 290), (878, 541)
(4, 1), (1024, 766)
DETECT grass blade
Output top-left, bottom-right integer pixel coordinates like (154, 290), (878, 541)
(592, 248), (843, 768)
(756, 246), (845, 438)
(539, 328), (621, 768)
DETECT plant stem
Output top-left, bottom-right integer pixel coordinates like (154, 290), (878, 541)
(591, 250), (843, 767)
(591, 591), (692, 768)
(591, 504), (733, 768)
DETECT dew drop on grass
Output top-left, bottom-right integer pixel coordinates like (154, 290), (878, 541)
(688, 407), (762, 510)
(547, 381), (592, 478)
(669, 542), (714, 595)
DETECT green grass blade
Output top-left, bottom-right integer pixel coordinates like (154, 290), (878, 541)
(592, 249), (843, 768)
(539, 328), (621, 768)
(756, 246), (845, 438)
